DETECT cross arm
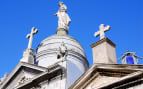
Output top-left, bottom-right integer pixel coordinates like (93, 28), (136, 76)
(32, 27), (38, 34)
(104, 25), (110, 32)
(33, 29), (38, 34)
(94, 31), (100, 37)
(26, 34), (31, 38)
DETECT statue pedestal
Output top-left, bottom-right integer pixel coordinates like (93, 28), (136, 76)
(20, 49), (34, 64)
(90, 38), (117, 64)
(56, 28), (68, 35)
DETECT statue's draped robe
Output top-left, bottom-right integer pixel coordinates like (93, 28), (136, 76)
(56, 4), (71, 30)
(57, 43), (67, 59)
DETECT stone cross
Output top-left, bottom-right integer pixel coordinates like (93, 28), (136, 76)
(94, 24), (110, 40)
(26, 27), (38, 49)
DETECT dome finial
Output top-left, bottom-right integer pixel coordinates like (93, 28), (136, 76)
(54, 2), (71, 35)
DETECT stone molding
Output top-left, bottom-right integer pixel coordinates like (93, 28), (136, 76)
(16, 64), (64, 89)
(69, 63), (143, 89)
(90, 37), (116, 48)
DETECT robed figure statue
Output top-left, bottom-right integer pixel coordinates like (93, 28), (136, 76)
(55, 2), (71, 30)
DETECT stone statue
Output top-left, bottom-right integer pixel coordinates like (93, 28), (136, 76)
(57, 42), (67, 59)
(94, 24), (110, 40)
(54, 2), (71, 30)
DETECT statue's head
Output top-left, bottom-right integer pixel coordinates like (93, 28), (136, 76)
(99, 24), (105, 30)
(59, 1), (64, 6)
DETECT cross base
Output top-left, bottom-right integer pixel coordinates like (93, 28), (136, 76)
(20, 48), (34, 64)
(91, 37), (117, 64)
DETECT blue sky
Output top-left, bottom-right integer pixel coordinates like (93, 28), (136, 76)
(0, 0), (143, 78)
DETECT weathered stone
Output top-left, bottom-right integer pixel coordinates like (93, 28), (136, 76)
(94, 24), (110, 40)
(91, 37), (117, 64)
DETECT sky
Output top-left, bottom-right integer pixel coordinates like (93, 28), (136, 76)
(0, 0), (143, 78)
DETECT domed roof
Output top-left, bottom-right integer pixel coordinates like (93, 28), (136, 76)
(35, 34), (89, 67)
(34, 2), (89, 88)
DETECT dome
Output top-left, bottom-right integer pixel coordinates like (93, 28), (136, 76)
(36, 34), (89, 68)
(35, 33), (89, 88)
(34, 2), (89, 88)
